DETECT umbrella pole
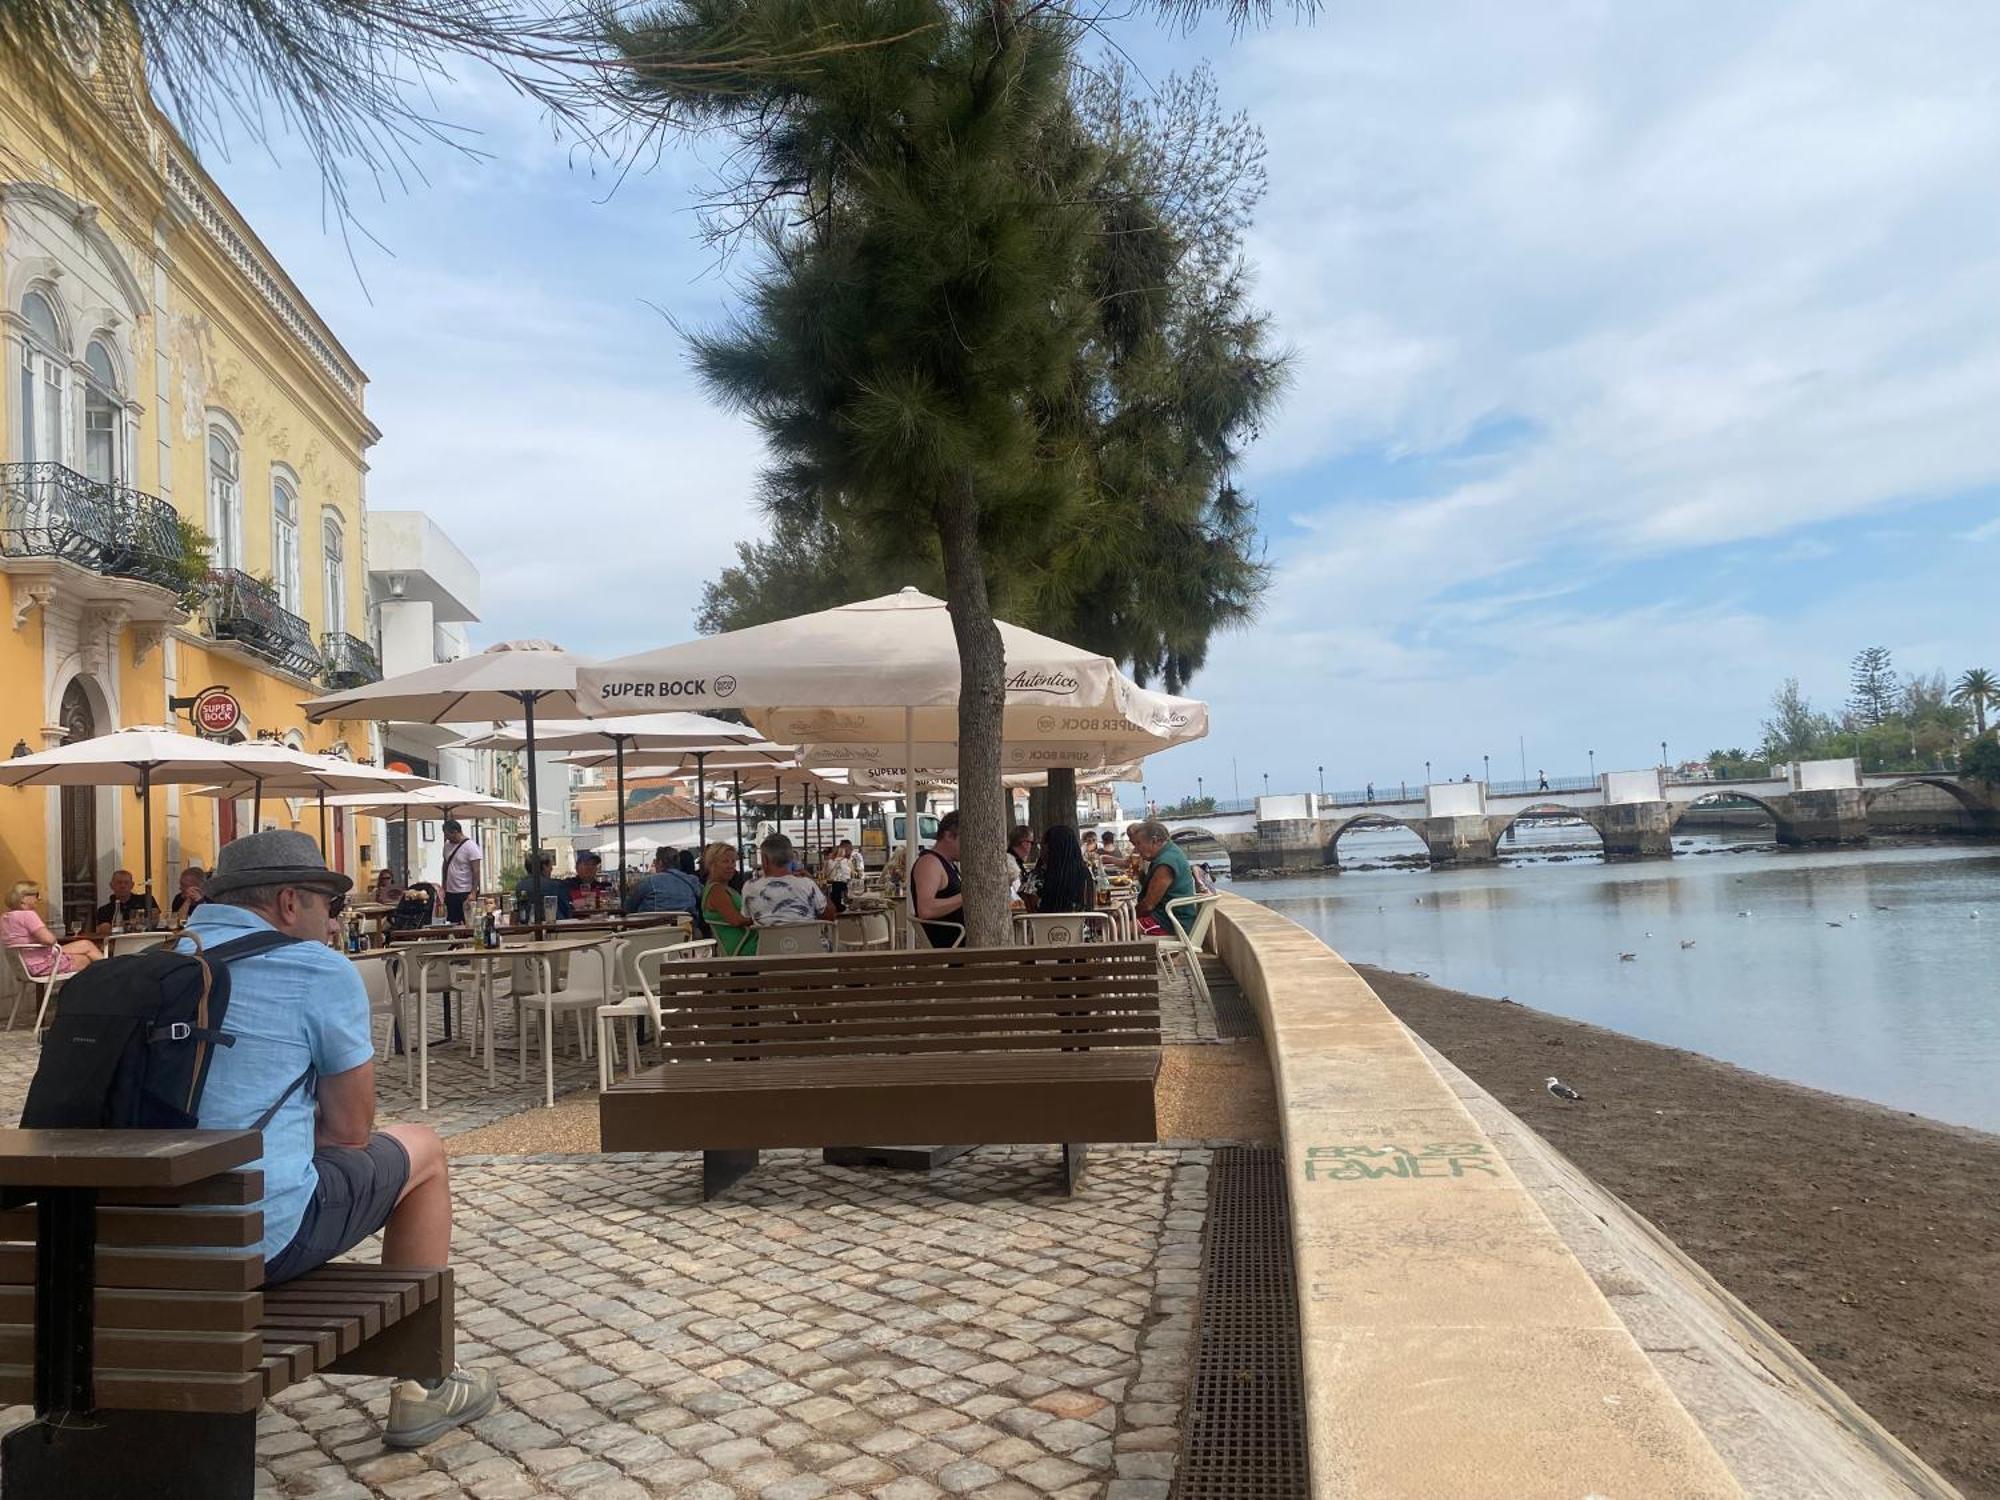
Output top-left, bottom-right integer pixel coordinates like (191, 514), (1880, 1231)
(252, 777), (262, 833)
(523, 693), (544, 931)
(615, 735), (628, 909)
(733, 772), (743, 859)
(403, 809), (412, 882)
(140, 764), (154, 905)
(904, 708), (917, 945)
(696, 751), (708, 852)
(318, 788), (328, 850)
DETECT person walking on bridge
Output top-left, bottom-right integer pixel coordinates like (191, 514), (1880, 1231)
(1538, 770), (1550, 791)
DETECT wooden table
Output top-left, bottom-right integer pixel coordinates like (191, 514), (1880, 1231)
(0, 1128), (259, 1421)
(410, 936), (615, 1109)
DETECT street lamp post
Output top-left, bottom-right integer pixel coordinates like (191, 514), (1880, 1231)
(1197, 775), (1204, 803)
(1482, 753), (1490, 785)
(1424, 759), (1432, 784)
(1317, 764), (1324, 798)
(1660, 739), (1668, 771)
(1588, 749), (1595, 781)
(1261, 772), (1270, 797)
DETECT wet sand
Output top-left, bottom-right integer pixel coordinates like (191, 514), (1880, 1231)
(1363, 964), (2000, 1500)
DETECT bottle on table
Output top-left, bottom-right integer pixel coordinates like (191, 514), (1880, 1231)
(482, 906), (499, 950)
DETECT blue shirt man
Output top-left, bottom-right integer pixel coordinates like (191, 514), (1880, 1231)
(626, 849), (702, 915)
(186, 899), (375, 1262)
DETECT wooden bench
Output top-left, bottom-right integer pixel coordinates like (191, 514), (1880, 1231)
(599, 942), (1162, 1198)
(0, 1129), (452, 1500)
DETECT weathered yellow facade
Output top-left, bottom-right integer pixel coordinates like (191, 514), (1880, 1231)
(1, 46), (381, 927)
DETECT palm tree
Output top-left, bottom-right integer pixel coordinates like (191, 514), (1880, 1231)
(1953, 668), (1997, 737)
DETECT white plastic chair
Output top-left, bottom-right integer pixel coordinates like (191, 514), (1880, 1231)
(517, 939), (616, 1108)
(616, 924), (694, 997)
(104, 930), (173, 957)
(353, 952), (412, 1086)
(5, 943), (75, 1035)
(757, 921), (838, 956)
(597, 939), (718, 1087)
(1152, 892), (1221, 1005)
(1013, 911), (1116, 947)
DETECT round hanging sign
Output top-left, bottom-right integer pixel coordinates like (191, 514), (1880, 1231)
(191, 687), (242, 737)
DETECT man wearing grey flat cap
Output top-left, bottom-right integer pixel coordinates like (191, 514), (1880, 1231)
(185, 829), (496, 1447)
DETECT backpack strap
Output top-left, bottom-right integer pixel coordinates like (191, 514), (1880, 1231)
(206, 930), (306, 964)
(253, 1068), (314, 1132)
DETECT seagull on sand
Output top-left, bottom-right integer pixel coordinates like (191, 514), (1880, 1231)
(1618, 951), (1637, 961)
(1825, 921), (1843, 928)
(1546, 1077), (1585, 1102)
(1679, 939), (1696, 949)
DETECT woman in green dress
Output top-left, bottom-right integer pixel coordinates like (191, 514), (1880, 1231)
(701, 842), (757, 957)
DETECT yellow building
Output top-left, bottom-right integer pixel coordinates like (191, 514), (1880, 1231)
(1, 43), (381, 929)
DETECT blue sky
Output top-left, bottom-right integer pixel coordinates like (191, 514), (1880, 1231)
(207, 0), (2000, 802)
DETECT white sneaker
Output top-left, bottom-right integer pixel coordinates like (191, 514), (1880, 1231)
(383, 1367), (498, 1448)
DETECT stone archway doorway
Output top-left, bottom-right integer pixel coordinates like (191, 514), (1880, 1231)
(57, 679), (99, 933)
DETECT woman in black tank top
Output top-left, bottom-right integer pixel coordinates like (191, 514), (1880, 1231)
(911, 812), (965, 947)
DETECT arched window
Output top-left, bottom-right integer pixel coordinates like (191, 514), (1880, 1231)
(321, 510), (346, 636)
(271, 474), (301, 612)
(17, 288), (65, 468)
(207, 423), (242, 570)
(82, 339), (123, 485)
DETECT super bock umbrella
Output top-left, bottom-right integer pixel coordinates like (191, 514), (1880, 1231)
(555, 743), (796, 854)
(302, 641), (594, 927)
(191, 750), (433, 847)
(0, 728), (325, 901)
(320, 783), (528, 891)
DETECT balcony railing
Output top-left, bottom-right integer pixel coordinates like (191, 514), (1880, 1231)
(207, 568), (323, 679)
(320, 630), (381, 689)
(0, 462), (193, 596)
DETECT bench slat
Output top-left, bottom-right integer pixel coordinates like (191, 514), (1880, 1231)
(656, 1029), (1161, 1061)
(96, 1171), (263, 1208)
(656, 973), (1156, 1003)
(0, 1326), (260, 1373)
(611, 1050), (1159, 1091)
(0, 1244), (260, 1291)
(0, 1365), (264, 1414)
(0, 1206), (261, 1249)
(259, 1322), (342, 1367)
(256, 1295), (381, 1342)
(0, 1285), (261, 1332)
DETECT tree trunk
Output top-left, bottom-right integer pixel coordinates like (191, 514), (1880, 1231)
(937, 478), (1011, 948)
(1044, 768), (1076, 832)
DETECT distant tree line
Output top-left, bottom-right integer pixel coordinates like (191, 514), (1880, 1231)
(1706, 650), (1997, 778)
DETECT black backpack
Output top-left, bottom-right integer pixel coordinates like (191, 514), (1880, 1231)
(20, 930), (306, 1130)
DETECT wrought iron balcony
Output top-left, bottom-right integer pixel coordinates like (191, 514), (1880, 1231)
(207, 568), (323, 679)
(0, 461), (194, 596)
(320, 630), (381, 689)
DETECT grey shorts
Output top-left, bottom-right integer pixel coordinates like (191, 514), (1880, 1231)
(263, 1132), (411, 1286)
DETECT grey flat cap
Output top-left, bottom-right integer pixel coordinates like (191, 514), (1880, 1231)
(205, 829), (354, 899)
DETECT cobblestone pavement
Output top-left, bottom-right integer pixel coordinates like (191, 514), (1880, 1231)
(247, 1146), (1205, 1499)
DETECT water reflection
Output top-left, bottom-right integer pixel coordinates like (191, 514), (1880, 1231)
(1249, 839), (2000, 1134)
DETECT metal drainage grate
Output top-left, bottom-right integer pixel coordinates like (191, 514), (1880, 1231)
(1170, 1145), (1309, 1500)
(1203, 959), (1262, 1039)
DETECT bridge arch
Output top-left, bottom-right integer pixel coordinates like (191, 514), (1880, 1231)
(1862, 776), (1986, 814)
(1327, 814), (1427, 867)
(1492, 802), (1605, 854)
(1668, 789), (1785, 829)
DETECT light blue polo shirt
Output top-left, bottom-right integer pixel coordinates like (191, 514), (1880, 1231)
(183, 903), (375, 1262)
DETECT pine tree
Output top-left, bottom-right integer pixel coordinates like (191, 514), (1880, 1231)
(1847, 646), (1896, 727)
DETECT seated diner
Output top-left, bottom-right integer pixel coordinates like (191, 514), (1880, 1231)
(911, 811), (964, 947)
(626, 846), (702, 916)
(171, 865), (207, 924)
(700, 841), (756, 955)
(1128, 819), (1197, 936)
(3, 879), (101, 975)
(93, 867), (160, 934)
(565, 850), (616, 915)
(513, 853), (571, 921)
(745, 833), (836, 925)
(1021, 824), (1095, 915)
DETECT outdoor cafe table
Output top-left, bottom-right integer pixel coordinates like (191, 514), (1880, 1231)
(398, 935), (619, 1110)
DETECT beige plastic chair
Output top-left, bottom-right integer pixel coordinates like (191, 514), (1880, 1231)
(597, 939), (718, 1087)
(1152, 892), (1221, 1005)
(834, 910), (893, 952)
(615, 924), (694, 997)
(1012, 911), (1116, 947)
(757, 921), (839, 957)
(911, 911), (966, 949)
(5, 943), (75, 1035)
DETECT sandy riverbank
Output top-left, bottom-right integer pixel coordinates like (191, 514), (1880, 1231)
(1362, 964), (2000, 1500)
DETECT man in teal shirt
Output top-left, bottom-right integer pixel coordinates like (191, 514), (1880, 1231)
(188, 830), (495, 1448)
(1129, 819), (1197, 936)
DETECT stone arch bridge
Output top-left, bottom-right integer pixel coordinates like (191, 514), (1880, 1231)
(1164, 763), (1995, 873)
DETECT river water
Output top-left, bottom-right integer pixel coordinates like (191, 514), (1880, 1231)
(1242, 824), (2000, 1134)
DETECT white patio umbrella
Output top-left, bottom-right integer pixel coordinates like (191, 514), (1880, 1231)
(303, 640), (593, 923)
(0, 728), (330, 900)
(558, 745), (798, 857)
(447, 712), (783, 882)
(576, 588), (1210, 935)
(190, 750), (434, 847)
(320, 784), (528, 886)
